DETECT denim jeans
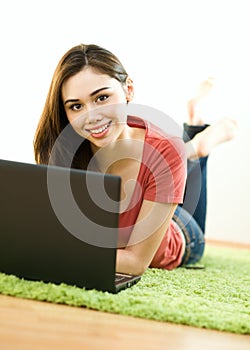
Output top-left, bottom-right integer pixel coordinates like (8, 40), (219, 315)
(173, 124), (208, 266)
(173, 205), (205, 265)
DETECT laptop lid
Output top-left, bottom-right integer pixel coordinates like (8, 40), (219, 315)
(0, 159), (140, 293)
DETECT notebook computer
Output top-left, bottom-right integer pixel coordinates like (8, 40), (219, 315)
(0, 159), (141, 293)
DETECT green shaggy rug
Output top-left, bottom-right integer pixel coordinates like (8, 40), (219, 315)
(0, 245), (249, 334)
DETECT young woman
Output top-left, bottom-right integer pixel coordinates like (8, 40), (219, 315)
(33, 44), (237, 276)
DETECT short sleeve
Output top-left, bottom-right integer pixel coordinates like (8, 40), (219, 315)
(142, 135), (187, 204)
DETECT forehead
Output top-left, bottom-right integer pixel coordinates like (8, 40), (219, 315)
(62, 67), (119, 98)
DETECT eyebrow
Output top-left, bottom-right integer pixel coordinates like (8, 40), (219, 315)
(64, 87), (111, 105)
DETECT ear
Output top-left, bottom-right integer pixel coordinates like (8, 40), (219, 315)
(125, 77), (134, 102)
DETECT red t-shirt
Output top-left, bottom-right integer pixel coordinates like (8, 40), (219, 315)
(119, 116), (187, 270)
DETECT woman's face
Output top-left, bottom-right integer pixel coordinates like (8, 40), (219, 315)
(62, 67), (134, 150)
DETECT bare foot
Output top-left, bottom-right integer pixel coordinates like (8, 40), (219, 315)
(186, 118), (238, 159)
(187, 77), (215, 125)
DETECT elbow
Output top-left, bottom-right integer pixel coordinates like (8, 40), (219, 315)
(116, 248), (150, 276)
(131, 259), (149, 276)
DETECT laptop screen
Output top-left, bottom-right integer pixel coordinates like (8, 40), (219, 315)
(0, 159), (126, 292)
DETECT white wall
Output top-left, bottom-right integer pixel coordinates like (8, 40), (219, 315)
(1, 0), (249, 243)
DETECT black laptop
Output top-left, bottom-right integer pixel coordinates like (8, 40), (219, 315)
(0, 159), (141, 293)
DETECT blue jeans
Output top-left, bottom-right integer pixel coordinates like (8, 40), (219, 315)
(173, 124), (208, 266)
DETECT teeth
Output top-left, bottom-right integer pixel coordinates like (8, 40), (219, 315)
(91, 123), (110, 134)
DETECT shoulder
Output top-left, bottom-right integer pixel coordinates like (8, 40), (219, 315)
(127, 115), (186, 164)
(128, 115), (184, 150)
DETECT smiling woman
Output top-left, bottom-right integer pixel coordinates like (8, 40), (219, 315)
(34, 44), (133, 167)
(62, 67), (133, 149)
(33, 43), (237, 277)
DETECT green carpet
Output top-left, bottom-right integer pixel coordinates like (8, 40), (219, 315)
(0, 245), (249, 334)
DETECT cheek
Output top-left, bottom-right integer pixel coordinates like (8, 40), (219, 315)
(107, 103), (128, 122)
(65, 108), (75, 123)
(67, 113), (89, 137)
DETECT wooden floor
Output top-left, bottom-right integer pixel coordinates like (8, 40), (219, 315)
(0, 293), (249, 350)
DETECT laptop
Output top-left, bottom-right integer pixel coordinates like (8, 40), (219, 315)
(0, 159), (141, 293)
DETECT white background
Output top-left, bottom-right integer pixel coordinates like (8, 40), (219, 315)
(1, 0), (249, 243)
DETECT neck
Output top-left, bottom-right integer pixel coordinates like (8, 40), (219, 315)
(89, 125), (144, 173)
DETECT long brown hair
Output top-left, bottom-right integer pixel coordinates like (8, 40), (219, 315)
(33, 44), (128, 169)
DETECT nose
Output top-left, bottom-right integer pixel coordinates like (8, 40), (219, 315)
(85, 105), (103, 124)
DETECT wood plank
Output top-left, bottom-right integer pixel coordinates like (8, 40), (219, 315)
(0, 294), (249, 350)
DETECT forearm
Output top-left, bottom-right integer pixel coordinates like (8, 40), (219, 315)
(116, 202), (177, 276)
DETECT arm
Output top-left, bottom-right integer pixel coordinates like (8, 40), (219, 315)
(116, 200), (177, 276)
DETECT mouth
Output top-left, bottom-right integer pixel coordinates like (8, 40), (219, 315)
(86, 121), (112, 138)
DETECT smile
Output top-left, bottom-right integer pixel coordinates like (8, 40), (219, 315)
(87, 121), (112, 138)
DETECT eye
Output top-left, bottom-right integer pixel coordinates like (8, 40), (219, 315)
(96, 94), (109, 103)
(70, 103), (83, 111)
